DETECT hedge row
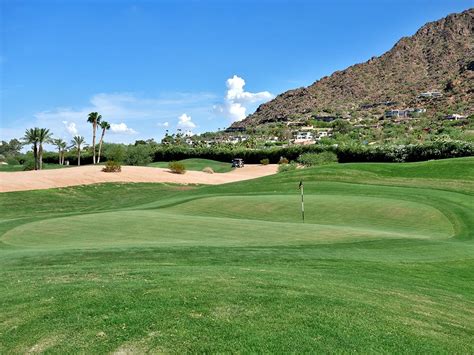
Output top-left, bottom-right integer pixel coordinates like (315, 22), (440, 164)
(153, 145), (329, 164)
(336, 141), (474, 163)
(153, 140), (473, 164)
(39, 140), (473, 165)
(40, 151), (94, 165)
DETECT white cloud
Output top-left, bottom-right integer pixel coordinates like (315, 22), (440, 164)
(225, 75), (273, 103)
(177, 113), (196, 129)
(21, 92), (218, 143)
(215, 75), (273, 122)
(62, 121), (78, 136)
(0, 91), (229, 145)
(110, 123), (137, 134)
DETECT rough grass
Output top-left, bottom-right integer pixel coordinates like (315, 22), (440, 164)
(0, 163), (69, 172)
(149, 158), (233, 173)
(0, 157), (473, 353)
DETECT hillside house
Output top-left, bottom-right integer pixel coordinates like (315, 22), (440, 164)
(385, 110), (410, 118)
(418, 91), (443, 99)
(224, 135), (247, 144)
(385, 108), (426, 119)
(294, 131), (315, 145)
(311, 128), (333, 141)
(444, 114), (466, 120)
(413, 108), (427, 114)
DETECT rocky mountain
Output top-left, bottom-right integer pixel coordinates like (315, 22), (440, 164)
(233, 8), (473, 128)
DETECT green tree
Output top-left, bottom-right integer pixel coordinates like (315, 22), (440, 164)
(87, 112), (102, 164)
(126, 144), (153, 166)
(97, 120), (110, 164)
(71, 136), (86, 166)
(23, 128), (40, 170)
(60, 140), (67, 165)
(37, 128), (53, 170)
(331, 119), (351, 134)
(0, 138), (22, 157)
(53, 138), (67, 165)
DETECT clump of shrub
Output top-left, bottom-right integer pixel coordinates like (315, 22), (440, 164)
(278, 162), (297, 173)
(297, 151), (338, 167)
(22, 158), (36, 171)
(260, 158), (270, 165)
(278, 156), (289, 164)
(104, 144), (126, 164)
(102, 160), (122, 173)
(202, 167), (214, 174)
(168, 161), (186, 174)
(125, 144), (153, 166)
(6, 157), (20, 165)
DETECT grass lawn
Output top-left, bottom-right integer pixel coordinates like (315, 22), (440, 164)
(0, 157), (473, 352)
(148, 158), (233, 173)
(0, 163), (70, 172)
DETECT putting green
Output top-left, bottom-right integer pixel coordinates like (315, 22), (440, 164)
(1, 195), (453, 250)
(165, 195), (454, 238)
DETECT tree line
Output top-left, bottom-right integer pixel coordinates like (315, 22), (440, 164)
(22, 112), (110, 170)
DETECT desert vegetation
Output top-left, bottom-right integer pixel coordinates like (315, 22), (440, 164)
(168, 161), (186, 174)
(102, 160), (122, 173)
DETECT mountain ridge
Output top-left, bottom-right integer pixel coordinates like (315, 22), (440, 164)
(233, 8), (474, 128)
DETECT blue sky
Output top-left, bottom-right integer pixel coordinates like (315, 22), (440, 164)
(1, 0), (472, 145)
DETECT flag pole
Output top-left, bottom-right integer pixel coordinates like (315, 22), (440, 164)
(299, 180), (305, 223)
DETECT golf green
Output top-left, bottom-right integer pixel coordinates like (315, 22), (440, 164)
(0, 157), (473, 353)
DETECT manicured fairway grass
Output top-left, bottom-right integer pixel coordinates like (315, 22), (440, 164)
(148, 158), (233, 173)
(0, 158), (473, 352)
(0, 163), (69, 172)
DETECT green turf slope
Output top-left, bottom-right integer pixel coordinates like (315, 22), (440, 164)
(149, 158), (233, 173)
(0, 163), (69, 172)
(0, 158), (473, 353)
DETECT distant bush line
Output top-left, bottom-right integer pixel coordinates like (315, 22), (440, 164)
(39, 140), (473, 165)
(152, 141), (474, 163)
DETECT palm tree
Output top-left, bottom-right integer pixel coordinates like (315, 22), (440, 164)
(96, 120), (110, 164)
(87, 112), (102, 164)
(71, 136), (86, 166)
(37, 128), (53, 170)
(59, 141), (67, 165)
(23, 128), (40, 170)
(53, 138), (67, 165)
(53, 138), (63, 165)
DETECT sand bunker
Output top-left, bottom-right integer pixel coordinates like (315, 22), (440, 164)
(0, 164), (278, 193)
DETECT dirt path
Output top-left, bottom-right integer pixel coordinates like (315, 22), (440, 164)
(0, 165), (278, 193)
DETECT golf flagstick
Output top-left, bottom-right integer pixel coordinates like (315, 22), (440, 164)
(299, 180), (304, 223)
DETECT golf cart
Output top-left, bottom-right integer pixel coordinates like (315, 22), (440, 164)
(232, 158), (244, 168)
